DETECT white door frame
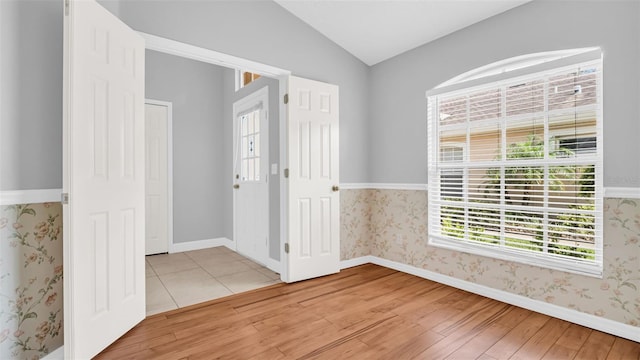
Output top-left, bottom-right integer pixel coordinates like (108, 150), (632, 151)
(145, 99), (174, 253)
(232, 86), (269, 265)
(138, 32), (291, 280)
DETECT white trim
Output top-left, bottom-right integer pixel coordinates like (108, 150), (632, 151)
(436, 48), (600, 90)
(145, 99), (174, 255)
(340, 256), (374, 269)
(604, 187), (640, 199)
(266, 257), (281, 274)
(427, 48), (602, 97)
(169, 237), (233, 254)
(338, 184), (640, 200)
(343, 256), (639, 342)
(138, 31), (291, 78)
(340, 183), (428, 191)
(279, 75), (289, 283)
(0, 189), (63, 206)
(41, 346), (64, 360)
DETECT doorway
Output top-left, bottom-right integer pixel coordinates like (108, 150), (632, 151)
(142, 51), (281, 315)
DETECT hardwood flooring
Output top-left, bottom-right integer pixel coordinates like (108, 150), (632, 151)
(96, 264), (640, 359)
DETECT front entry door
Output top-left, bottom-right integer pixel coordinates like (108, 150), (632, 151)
(63, 0), (146, 358)
(286, 76), (340, 283)
(233, 87), (270, 265)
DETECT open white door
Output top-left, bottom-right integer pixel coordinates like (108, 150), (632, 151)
(286, 76), (340, 282)
(63, 0), (145, 358)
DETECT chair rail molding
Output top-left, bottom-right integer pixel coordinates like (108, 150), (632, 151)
(0, 189), (63, 206)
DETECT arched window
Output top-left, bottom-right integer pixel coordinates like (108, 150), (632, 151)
(426, 48), (603, 277)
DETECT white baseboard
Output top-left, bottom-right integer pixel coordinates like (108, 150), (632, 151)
(0, 189), (63, 206)
(266, 257), (281, 274)
(41, 346), (64, 360)
(340, 256), (374, 269)
(170, 237), (233, 253)
(341, 255), (639, 343)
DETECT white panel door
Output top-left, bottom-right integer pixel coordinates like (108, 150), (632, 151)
(233, 87), (269, 265)
(145, 103), (169, 255)
(63, 0), (145, 358)
(287, 76), (339, 283)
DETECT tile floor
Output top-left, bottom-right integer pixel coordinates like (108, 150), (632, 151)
(145, 246), (281, 316)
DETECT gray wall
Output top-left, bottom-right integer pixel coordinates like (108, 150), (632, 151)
(146, 50), (226, 243)
(116, 0), (371, 184)
(223, 73), (281, 261)
(0, 0), (63, 191)
(369, 0), (640, 187)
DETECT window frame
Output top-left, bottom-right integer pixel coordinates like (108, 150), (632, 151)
(426, 49), (604, 277)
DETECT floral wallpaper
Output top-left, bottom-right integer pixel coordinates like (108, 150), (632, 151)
(340, 189), (372, 260)
(341, 189), (640, 328)
(1, 203), (63, 360)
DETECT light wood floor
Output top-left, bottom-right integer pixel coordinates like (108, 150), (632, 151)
(96, 264), (640, 359)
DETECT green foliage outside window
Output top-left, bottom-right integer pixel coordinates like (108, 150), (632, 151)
(440, 135), (596, 260)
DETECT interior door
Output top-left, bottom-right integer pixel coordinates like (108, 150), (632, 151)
(145, 102), (169, 255)
(233, 87), (269, 264)
(286, 76), (340, 282)
(63, 0), (145, 358)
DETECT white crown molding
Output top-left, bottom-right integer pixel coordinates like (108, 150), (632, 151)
(342, 255), (639, 343)
(340, 183), (428, 191)
(169, 237), (233, 254)
(0, 189), (63, 206)
(604, 187), (640, 199)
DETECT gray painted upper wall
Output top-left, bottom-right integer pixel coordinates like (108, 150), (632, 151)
(146, 50), (226, 243)
(1, 0), (63, 191)
(116, 0), (371, 184)
(1, 0), (369, 192)
(369, 0), (640, 187)
(4, 0), (639, 192)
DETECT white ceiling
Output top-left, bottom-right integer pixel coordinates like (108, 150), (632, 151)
(274, 0), (532, 66)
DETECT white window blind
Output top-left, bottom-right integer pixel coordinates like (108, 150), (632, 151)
(427, 56), (603, 277)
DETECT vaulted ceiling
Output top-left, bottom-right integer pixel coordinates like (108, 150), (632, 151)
(274, 0), (532, 66)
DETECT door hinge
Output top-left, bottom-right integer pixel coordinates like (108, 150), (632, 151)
(64, 0), (69, 16)
(284, 168), (289, 178)
(284, 243), (289, 254)
(284, 94), (289, 105)
(61, 193), (69, 205)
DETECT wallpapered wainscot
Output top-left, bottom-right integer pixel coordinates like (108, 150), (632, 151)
(1, 203), (63, 360)
(341, 189), (640, 327)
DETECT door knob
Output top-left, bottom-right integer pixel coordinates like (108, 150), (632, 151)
(332, 185), (340, 192)
(233, 184), (240, 189)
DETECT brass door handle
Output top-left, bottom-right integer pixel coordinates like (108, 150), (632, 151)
(332, 185), (340, 192)
(233, 184), (240, 189)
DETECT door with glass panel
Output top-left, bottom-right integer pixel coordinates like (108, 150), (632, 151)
(233, 87), (269, 265)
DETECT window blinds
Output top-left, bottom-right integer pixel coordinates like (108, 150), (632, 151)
(427, 58), (603, 276)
